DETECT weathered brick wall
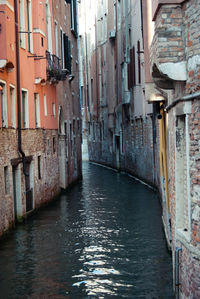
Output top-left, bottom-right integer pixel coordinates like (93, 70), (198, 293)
(0, 129), (60, 237)
(88, 116), (158, 187)
(121, 117), (155, 186)
(151, 4), (184, 66)
(183, 0), (200, 93)
(151, 1), (200, 296)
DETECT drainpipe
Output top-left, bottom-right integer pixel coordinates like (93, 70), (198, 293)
(165, 91), (200, 112)
(175, 247), (182, 299)
(14, 0), (27, 176)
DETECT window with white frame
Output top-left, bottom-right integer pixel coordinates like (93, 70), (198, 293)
(0, 82), (8, 128)
(45, 0), (52, 53)
(19, 0), (26, 49)
(52, 102), (56, 117)
(22, 90), (29, 128)
(26, 0), (33, 53)
(55, 21), (59, 57)
(176, 114), (191, 237)
(44, 94), (47, 116)
(10, 85), (16, 128)
(34, 93), (40, 128)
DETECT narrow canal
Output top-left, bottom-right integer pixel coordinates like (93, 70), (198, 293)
(0, 162), (174, 298)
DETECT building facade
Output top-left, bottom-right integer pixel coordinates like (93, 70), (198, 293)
(79, 0), (159, 187)
(0, 0), (81, 237)
(80, 0), (200, 297)
(151, 0), (200, 298)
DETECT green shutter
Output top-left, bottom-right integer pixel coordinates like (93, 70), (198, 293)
(67, 39), (71, 74)
(64, 34), (69, 69)
(73, 0), (77, 37)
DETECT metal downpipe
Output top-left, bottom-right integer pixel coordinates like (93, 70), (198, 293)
(175, 247), (182, 299)
(14, 0), (27, 176)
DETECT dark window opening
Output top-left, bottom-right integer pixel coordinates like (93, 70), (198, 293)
(38, 156), (41, 180)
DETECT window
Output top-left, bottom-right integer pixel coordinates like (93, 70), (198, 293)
(60, 28), (64, 68)
(34, 93), (40, 127)
(4, 166), (9, 194)
(63, 34), (71, 73)
(22, 90), (28, 128)
(176, 114), (191, 237)
(73, 119), (76, 136)
(128, 46), (136, 89)
(53, 137), (56, 153)
(26, 0), (33, 53)
(44, 94), (47, 116)
(91, 79), (94, 103)
(0, 82), (8, 128)
(55, 21), (59, 56)
(70, 0), (78, 37)
(19, 0), (26, 48)
(70, 123), (72, 154)
(52, 103), (56, 117)
(38, 156), (41, 179)
(45, 0), (52, 53)
(10, 86), (16, 128)
(137, 40), (141, 84)
(77, 119), (80, 136)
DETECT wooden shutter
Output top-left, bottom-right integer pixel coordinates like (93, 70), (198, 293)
(64, 36), (71, 74)
(137, 40), (141, 84)
(131, 46), (136, 87)
(64, 34), (68, 69)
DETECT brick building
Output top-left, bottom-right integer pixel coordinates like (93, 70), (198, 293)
(79, 0), (159, 187)
(0, 0), (81, 237)
(151, 0), (200, 297)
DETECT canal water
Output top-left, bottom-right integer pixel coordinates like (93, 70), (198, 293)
(0, 162), (174, 298)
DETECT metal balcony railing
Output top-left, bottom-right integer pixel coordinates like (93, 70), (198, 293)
(46, 50), (67, 82)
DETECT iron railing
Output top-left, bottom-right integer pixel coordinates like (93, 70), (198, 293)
(46, 50), (67, 82)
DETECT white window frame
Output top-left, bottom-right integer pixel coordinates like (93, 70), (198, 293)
(52, 102), (56, 117)
(34, 93), (40, 128)
(21, 88), (29, 128)
(45, 0), (52, 53)
(19, 0), (26, 49)
(55, 20), (59, 57)
(44, 94), (47, 116)
(10, 84), (16, 128)
(0, 80), (8, 128)
(175, 114), (191, 241)
(26, 0), (33, 53)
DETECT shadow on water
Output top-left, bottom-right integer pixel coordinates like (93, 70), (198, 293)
(0, 162), (174, 298)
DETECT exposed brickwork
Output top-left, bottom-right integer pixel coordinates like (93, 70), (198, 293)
(151, 4), (184, 66)
(0, 129), (60, 237)
(151, 1), (200, 296)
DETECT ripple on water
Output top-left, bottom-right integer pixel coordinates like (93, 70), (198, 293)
(0, 162), (173, 298)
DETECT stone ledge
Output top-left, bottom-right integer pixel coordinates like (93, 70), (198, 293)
(152, 0), (185, 21)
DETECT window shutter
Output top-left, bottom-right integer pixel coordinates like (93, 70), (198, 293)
(67, 39), (71, 74)
(64, 34), (69, 69)
(131, 46), (136, 87)
(128, 47), (136, 89)
(128, 62), (131, 90)
(73, 0), (78, 37)
(64, 35), (71, 73)
(137, 40), (141, 84)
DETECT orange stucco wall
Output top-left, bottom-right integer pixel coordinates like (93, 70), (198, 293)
(0, 0), (58, 130)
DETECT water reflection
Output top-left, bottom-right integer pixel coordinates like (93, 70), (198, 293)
(0, 162), (173, 298)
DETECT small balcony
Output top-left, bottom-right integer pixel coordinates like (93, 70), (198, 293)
(46, 51), (67, 83)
